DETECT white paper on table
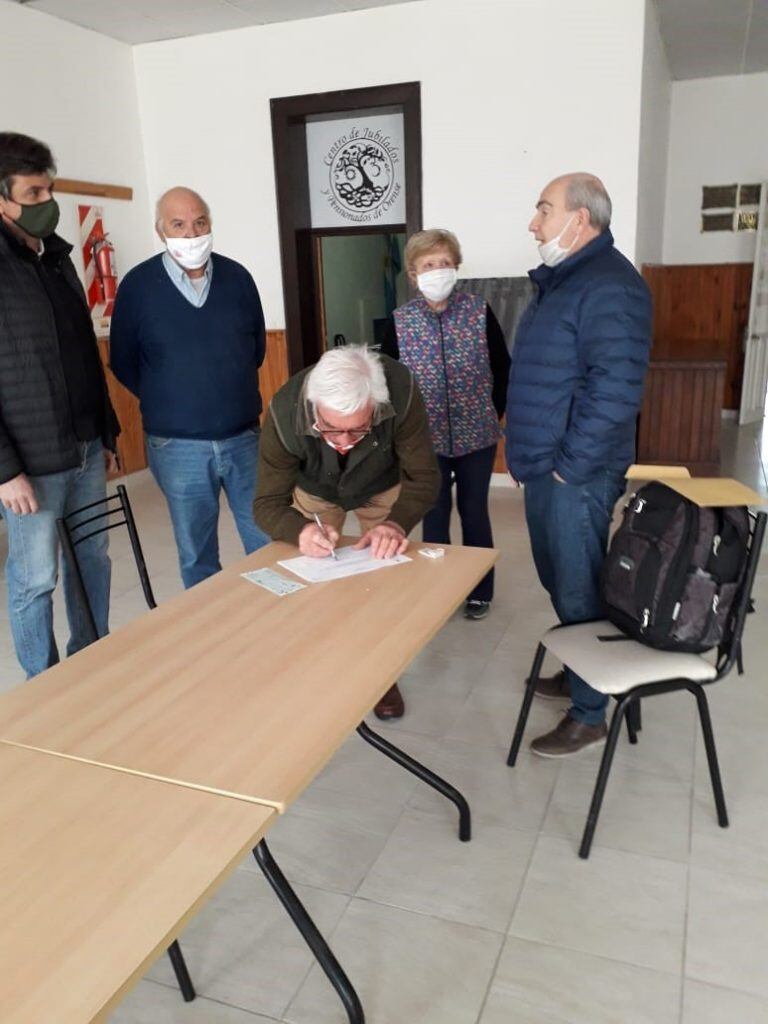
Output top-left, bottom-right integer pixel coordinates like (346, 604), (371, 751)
(277, 545), (411, 583)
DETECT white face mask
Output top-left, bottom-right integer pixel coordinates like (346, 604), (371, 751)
(324, 437), (356, 453)
(165, 232), (213, 270)
(417, 267), (457, 303)
(538, 216), (578, 268)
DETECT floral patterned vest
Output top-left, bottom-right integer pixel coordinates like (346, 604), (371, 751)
(393, 291), (500, 457)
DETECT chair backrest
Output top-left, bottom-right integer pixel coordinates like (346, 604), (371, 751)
(716, 509), (767, 679)
(56, 484), (156, 646)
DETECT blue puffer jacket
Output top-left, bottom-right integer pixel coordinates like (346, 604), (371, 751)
(505, 229), (652, 485)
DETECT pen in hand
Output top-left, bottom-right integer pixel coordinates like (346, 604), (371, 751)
(312, 512), (338, 560)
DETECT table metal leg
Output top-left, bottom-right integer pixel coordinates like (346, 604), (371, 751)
(166, 939), (195, 1002)
(253, 840), (365, 1024)
(356, 721), (471, 841)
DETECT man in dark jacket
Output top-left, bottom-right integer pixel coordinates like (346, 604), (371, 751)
(0, 133), (120, 678)
(254, 344), (440, 719)
(506, 173), (651, 757)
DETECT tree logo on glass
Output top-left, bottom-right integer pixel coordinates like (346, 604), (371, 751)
(321, 126), (402, 224)
(330, 140), (394, 212)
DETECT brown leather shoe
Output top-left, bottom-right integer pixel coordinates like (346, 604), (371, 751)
(532, 670), (570, 701)
(530, 713), (607, 758)
(374, 683), (405, 720)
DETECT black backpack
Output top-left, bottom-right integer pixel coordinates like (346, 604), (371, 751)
(600, 481), (750, 653)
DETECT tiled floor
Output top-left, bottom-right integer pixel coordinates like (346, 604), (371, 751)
(1, 421), (767, 1023)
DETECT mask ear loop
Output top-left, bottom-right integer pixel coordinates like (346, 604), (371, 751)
(563, 214), (583, 252)
(555, 214), (577, 249)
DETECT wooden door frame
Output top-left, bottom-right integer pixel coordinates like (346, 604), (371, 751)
(270, 81), (422, 373)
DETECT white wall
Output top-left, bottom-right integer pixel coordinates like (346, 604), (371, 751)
(0, 2), (153, 283)
(635, 0), (671, 267)
(663, 72), (768, 265)
(133, 0), (647, 329)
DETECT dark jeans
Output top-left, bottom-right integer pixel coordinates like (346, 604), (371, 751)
(524, 469), (626, 725)
(423, 444), (497, 602)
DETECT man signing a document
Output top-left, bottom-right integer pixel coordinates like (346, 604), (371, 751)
(253, 345), (440, 719)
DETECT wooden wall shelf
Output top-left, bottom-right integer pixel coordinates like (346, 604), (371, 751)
(55, 179), (133, 201)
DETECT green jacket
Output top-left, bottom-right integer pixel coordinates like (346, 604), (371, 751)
(254, 355), (440, 544)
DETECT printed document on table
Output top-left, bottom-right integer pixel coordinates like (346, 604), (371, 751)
(278, 545), (411, 583)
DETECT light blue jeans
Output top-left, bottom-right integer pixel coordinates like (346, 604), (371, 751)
(2, 439), (111, 679)
(146, 427), (269, 589)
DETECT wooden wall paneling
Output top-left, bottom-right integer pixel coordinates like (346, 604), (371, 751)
(637, 360), (725, 473)
(642, 262), (752, 410)
(97, 338), (146, 478)
(259, 330), (290, 417)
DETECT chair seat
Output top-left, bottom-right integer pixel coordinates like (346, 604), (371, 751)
(542, 621), (718, 694)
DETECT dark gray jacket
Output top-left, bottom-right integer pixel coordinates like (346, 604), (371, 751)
(0, 226), (119, 483)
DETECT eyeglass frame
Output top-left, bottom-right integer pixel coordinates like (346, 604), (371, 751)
(311, 418), (373, 442)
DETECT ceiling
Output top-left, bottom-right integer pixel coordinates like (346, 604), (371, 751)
(10, 0), (768, 78)
(655, 0), (768, 79)
(12, 0), (422, 45)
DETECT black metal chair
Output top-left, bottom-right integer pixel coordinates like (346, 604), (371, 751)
(506, 510), (766, 860)
(56, 483), (156, 645)
(57, 484), (366, 1022)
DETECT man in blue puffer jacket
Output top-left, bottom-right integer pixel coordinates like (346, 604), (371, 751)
(506, 173), (652, 757)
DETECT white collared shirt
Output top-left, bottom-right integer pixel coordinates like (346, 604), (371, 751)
(161, 251), (213, 307)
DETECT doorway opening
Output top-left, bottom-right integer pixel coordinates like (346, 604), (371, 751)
(271, 82), (422, 373)
(316, 230), (406, 351)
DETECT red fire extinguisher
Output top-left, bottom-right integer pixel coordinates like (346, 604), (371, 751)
(91, 234), (117, 304)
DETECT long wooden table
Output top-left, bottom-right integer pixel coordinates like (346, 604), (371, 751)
(0, 541), (496, 812)
(0, 540), (496, 1023)
(0, 743), (274, 1024)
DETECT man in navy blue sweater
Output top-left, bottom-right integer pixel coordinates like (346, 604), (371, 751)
(506, 173), (651, 758)
(111, 187), (268, 588)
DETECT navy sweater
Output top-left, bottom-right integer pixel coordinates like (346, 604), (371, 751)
(110, 253), (265, 439)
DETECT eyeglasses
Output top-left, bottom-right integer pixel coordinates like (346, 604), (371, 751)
(312, 419), (372, 442)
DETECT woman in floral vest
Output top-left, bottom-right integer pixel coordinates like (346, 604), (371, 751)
(380, 229), (509, 619)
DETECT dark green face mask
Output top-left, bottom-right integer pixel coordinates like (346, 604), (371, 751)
(12, 197), (60, 239)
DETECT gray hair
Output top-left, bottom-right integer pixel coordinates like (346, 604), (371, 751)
(154, 187), (210, 232)
(564, 173), (612, 230)
(305, 345), (390, 416)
